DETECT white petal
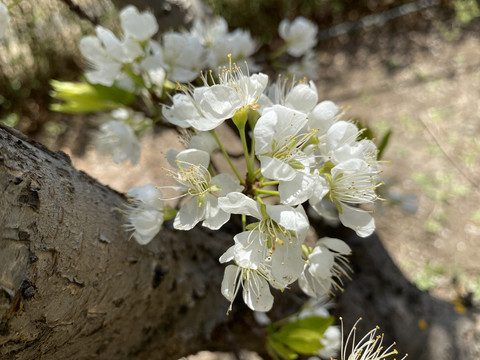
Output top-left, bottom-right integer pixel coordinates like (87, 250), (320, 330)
(285, 82), (318, 113)
(162, 93), (199, 128)
(259, 156), (296, 181)
(202, 195), (230, 230)
(339, 204), (375, 238)
(173, 196), (205, 231)
(175, 148), (210, 169)
(317, 237), (351, 255)
(243, 272), (273, 312)
(141, 56), (166, 88)
(85, 64), (122, 86)
(233, 231), (264, 269)
(278, 172), (316, 205)
(221, 265), (240, 301)
(128, 184), (163, 209)
(196, 85), (241, 120)
(79, 36), (111, 66)
(267, 204), (309, 239)
(120, 5), (158, 41)
(270, 242), (304, 286)
(219, 245), (236, 263)
(95, 26), (127, 63)
(308, 246), (334, 278)
(122, 38), (143, 62)
(326, 121), (359, 152)
(211, 173), (243, 196)
(218, 192), (262, 219)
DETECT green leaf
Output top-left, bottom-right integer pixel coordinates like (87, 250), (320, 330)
(50, 80), (135, 114)
(266, 337), (298, 360)
(269, 316), (334, 356)
(377, 128), (392, 160)
(275, 328), (323, 354)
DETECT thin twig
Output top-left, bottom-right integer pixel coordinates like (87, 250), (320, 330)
(418, 115), (479, 188)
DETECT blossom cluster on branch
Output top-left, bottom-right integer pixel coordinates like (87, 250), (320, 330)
(0, 2), (406, 358)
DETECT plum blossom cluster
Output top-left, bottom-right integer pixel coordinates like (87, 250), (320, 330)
(70, 7), (322, 165)
(71, 5), (383, 314)
(126, 64), (382, 313)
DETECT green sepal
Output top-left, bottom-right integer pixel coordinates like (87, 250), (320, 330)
(232, 107), (249, 129)
(50, 80), (135, 114)
(163, 207), (177, 221)
(318, 160), (335, 174)
(247, 108), (261, 129)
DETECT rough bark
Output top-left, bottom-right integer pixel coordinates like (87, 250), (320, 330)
(1, 123), (479, 360)
(0, 123), (247, 359)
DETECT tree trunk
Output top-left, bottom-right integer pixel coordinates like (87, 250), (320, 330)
(0, 123), (250, 359)
(1, 123), (479, 359)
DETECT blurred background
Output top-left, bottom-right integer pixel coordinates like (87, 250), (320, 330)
(1, 0), (479, 357)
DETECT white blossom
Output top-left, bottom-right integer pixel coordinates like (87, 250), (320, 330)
(279, 17), (318, 57)
(308, 100), (340, 134)
(299, 237), (351, 298)
(79, 26), (143, 86)
(120, 6), (158, 42)
(219, 192), (308, 290)
(263, 78), (318, 114)
(206, 29), (258, 69)
(164, 67), (268, 131)
(190, 16), (229, 46)
(221, 264), (274, 312)
(96, 120), (140, 165)
(254, 105), (315, 182)
(159, 32), (205, 82)
(125, 184), (163, 244)
(168, 149), (243, 230)
(314, 159), (380, 237)
(140, 46), (166, 95)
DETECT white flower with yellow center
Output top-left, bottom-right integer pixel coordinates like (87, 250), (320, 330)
(219, 192), (308, 290)
(167, 149), (243, 230)
(254, 105), (316, 182)
(163, 66), (268, 131)
(321, 159), (380, 237)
